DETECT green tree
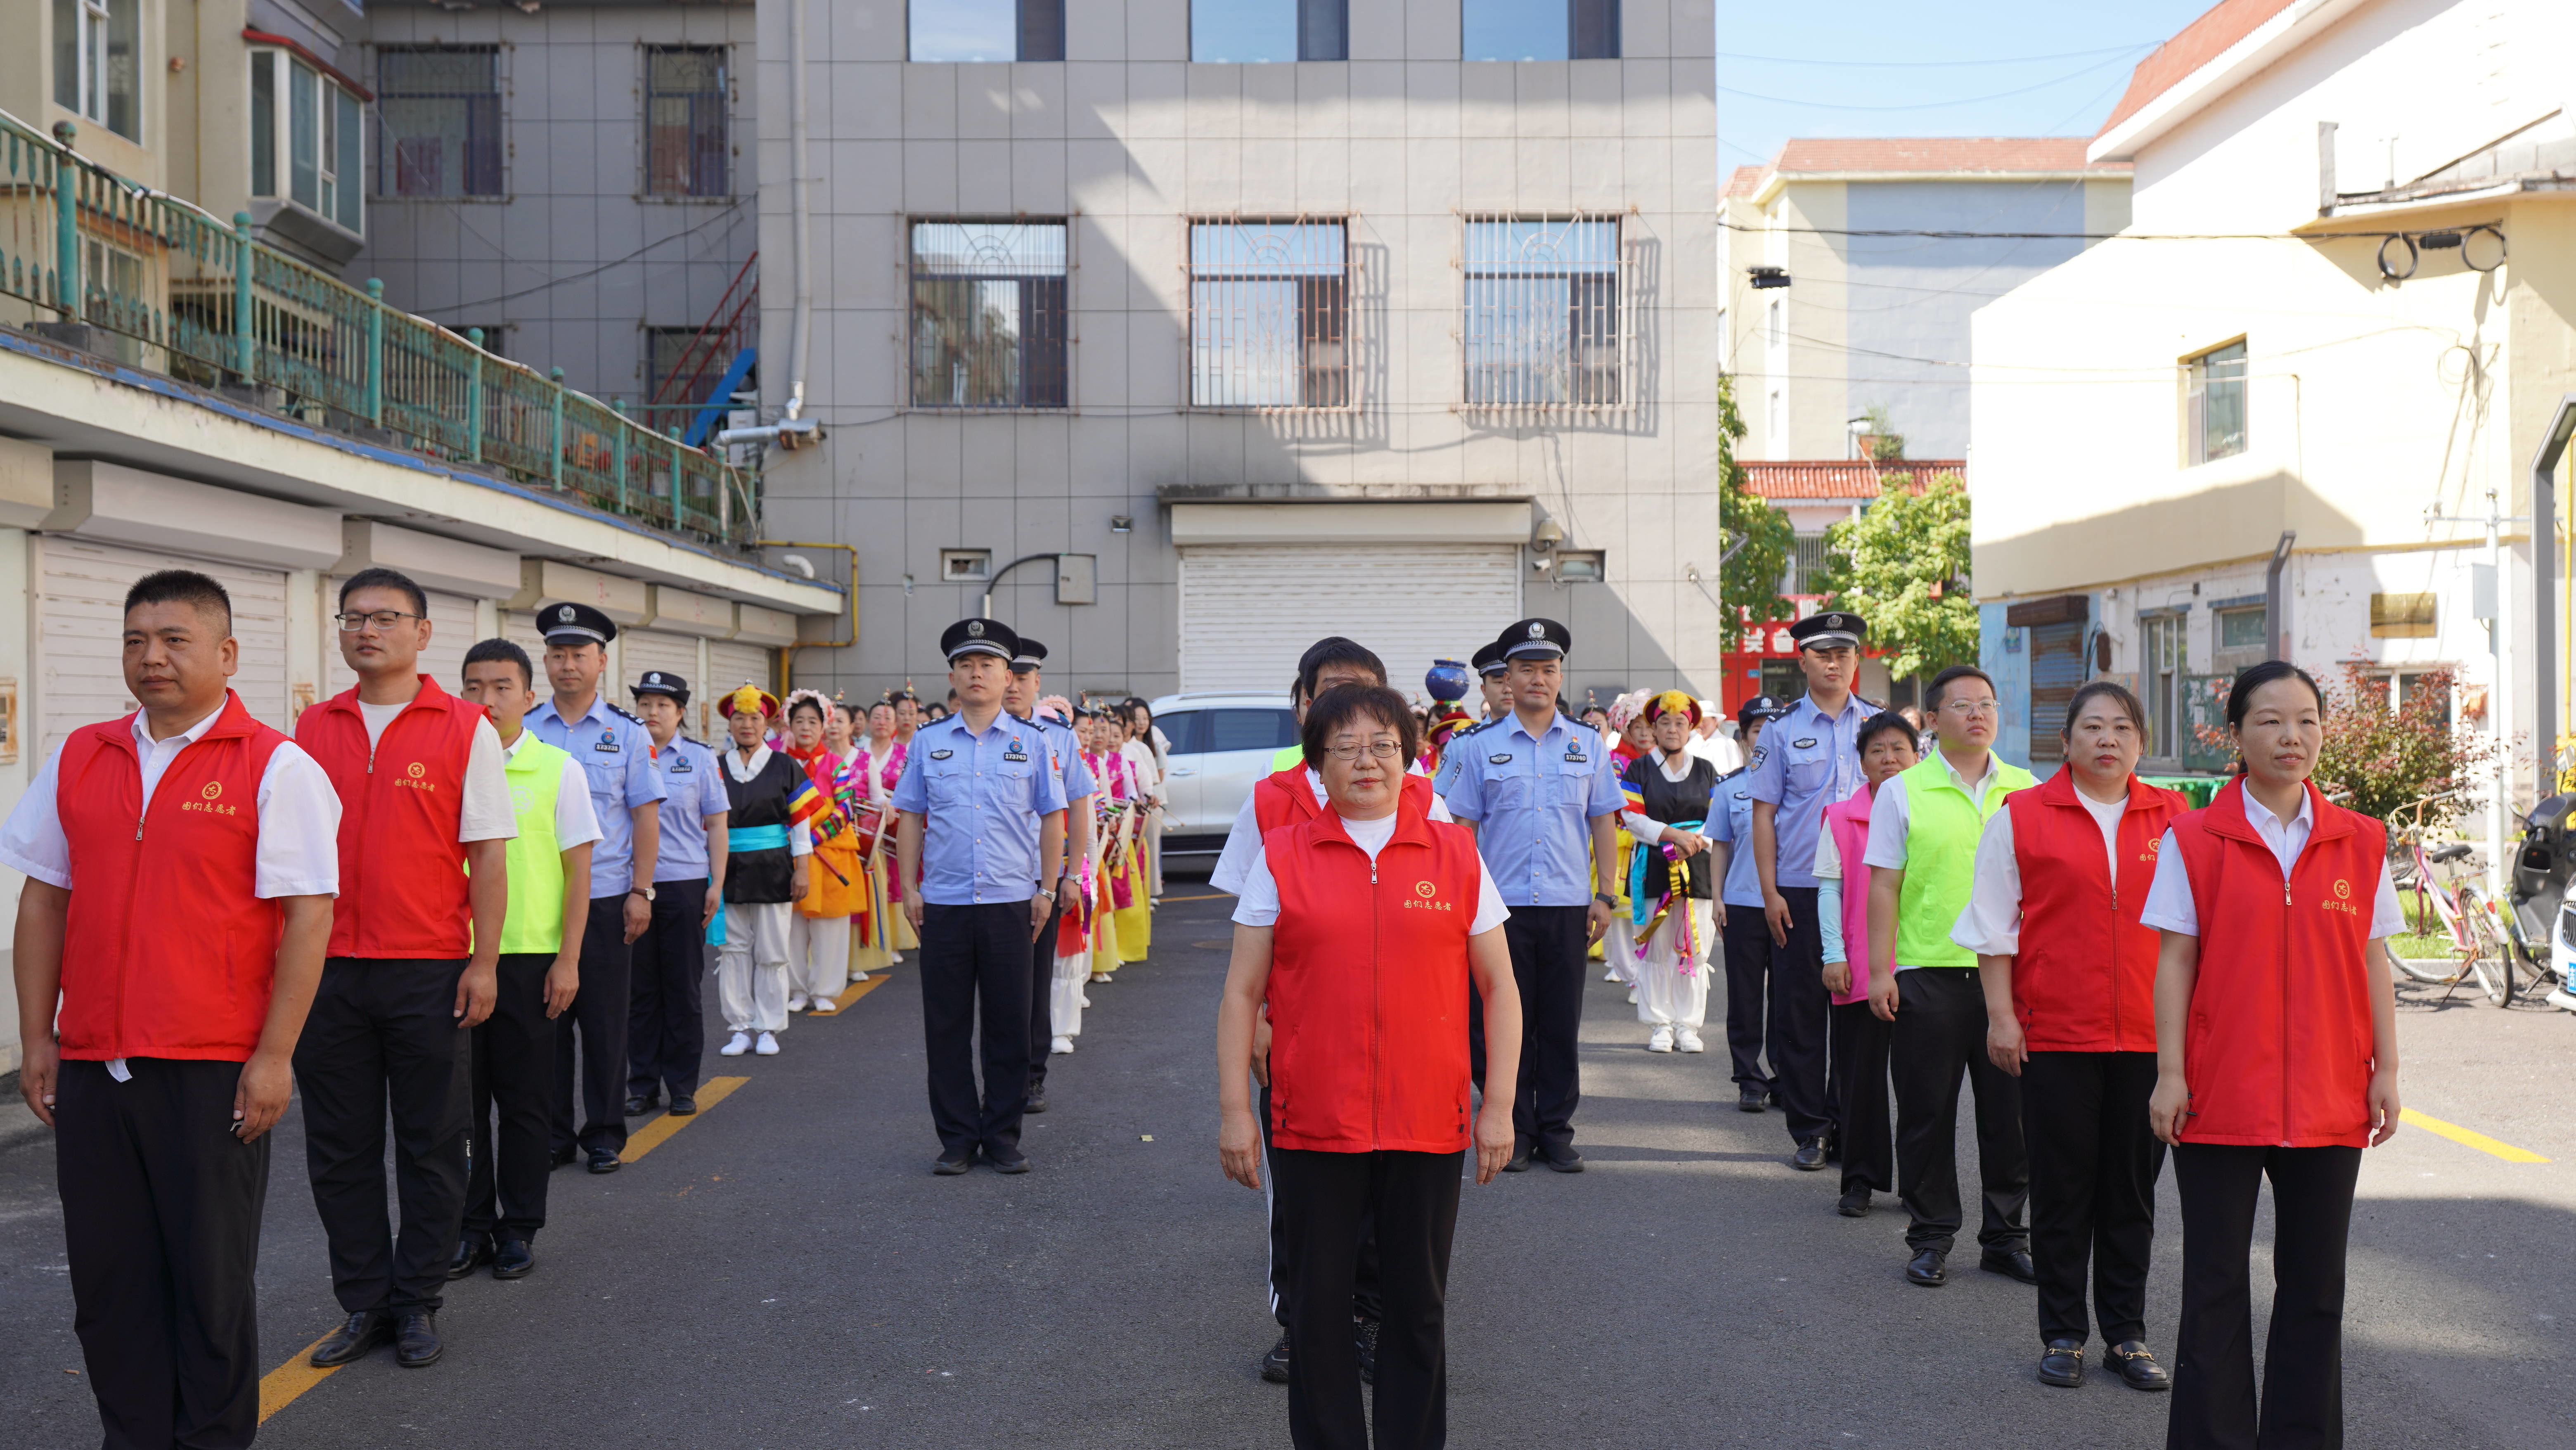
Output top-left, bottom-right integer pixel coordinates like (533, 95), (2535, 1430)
(1815, 471), (1977, 679)
(1717, 372), (1795, 630)
(1855, 403), (1905, 462)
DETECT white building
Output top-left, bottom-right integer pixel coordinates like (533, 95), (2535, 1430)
(749, 0), (1724, 707)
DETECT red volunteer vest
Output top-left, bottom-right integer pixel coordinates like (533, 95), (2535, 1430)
(298, 676), (484, 958)
(2003, 770), (2185, 1054)
(56, 692), (291, 1061)
(2169, 779), (2386, 1148)
(1252, 765), (1437, 836)
(1261, 792), (1485, 1154)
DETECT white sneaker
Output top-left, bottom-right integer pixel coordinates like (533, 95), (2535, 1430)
(889, 952), (904, 964)
(849, 969), (870, 983)
(1090, 972), (1113, 983)
(1051, 1035), (1075, 1054)
(753, 1031), (781, 1056)
(1604, 967), (1624, 982)
(718, 1031), (752, 1057)
(1625, 986), (1640, 1005)
(1676, 1028), (1706, 1053)
(785, 993), (810, 1013)
(2548, 985), (2576, 1013)
(1647, 1025), (1675, 1052)
(1080, 995), (1093, 1008)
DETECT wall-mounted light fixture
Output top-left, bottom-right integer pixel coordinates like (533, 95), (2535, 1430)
(1532, 517), (1565, 551)
(1110, 515), (1134, 533)
(1748, 264), (1792, 289)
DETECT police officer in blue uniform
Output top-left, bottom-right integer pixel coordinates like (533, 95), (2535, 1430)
(524, 602), (668, 1173)
(893, 618), (1070, 1175)
(1002, 637), (1094, 1113)
(1439, 618), (1626, 1172)
(625, 670), (728, 1118)
(1743, 610), (1878, 1171)
(1704, 694), (1791, 1111)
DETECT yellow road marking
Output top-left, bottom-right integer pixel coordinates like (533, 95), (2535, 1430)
(2401, 1108), (2552, 1163)
(622, 1075), (748, 1162)
(257, 1336), (343, 1424)
(1159, 892), (1232, 902)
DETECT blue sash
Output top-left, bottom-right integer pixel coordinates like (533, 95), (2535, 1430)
(729, 824), (789, 852)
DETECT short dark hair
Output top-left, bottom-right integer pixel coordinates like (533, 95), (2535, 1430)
(1856, 709), (1919, 757)
(1295, 638), (1387, 703)
(124, 569), (233, 637)
(2063, 679), (2148, 746)
(463, 637), (534, 690)
(1924, 664), (1996, 714)
(338, 566), (427, 618)
(1300, 682), (1421, 772)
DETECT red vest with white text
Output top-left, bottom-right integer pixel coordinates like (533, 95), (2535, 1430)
(298, 676), (484, 958)
(55, 692), (291, 1061)
(2003, 770), (2185, 1053)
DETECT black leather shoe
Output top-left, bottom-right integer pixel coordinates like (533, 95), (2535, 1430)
(1835, 1188), (1871, 1218)
(549, 1143), (578, 1169)
(1737, 1086), (1766, 1113)
(1791, 1136), (1829, 1171)
(623, 1094), (657, 1117)
(1541, 1149), (1584, 1173)
(932, 1153), (975, 1175)
(987, 1148), (1031, 1174)
(667, 1095), (698, 1116)
(446, 1233), (492, 1280)
(1766, 1089), (1781, 1108)
(2105, 1341), (2172, 1392)
(1260, 1331), (1292, 1384)
(1354, 1317), (1380, 1386)
(1501, 1148), (1532, 1173)
(1904, 1249), (1948, 1287)
(395, 1310), (442, 1368)
(492, 1238), (534, 1279)
(586, 1148), (622, 1174)
(2038, 1339), (2087, 1388)
(309, 1310), (393, 1366)
(1980, 1246), (2039, 1284)
(1024, 1089), (1048, 1114)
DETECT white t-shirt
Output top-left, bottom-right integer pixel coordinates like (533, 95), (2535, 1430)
(1209, 764), (1453, 896)
(1120, 739), (1161, 804)
(1231, 809), (1508, 933)
(336, 697), (517, 843)
(1949, 789), (2127, 958)
(507, 730), (605, 851)
(1860, 751), (2002, 972)
(2139, 787), (2403, 938)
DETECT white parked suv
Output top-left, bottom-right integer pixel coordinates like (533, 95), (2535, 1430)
(1146, 692), (1299, 859)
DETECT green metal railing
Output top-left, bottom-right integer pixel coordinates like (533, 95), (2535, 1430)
(0, 114), (759, 547)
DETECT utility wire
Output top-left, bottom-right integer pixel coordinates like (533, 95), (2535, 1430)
(1714, 42), (2160, 68)
(433, 200), (747, 313)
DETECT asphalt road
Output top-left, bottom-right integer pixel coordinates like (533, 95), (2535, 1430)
(2, 881), (2572, 1448)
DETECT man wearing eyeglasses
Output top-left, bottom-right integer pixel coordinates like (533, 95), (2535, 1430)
(294, 567), (517, 1369)
(1745, 611), (1880, 1172)
(1860, 663), (2036, 1289)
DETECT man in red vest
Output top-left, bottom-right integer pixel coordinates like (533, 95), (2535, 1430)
(294, 567), (516, 1370)
(6, 569), (340, 1449)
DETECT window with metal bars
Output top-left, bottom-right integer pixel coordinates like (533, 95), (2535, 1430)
(1782, 533), (1832, 595)
(1188, 220), (1351, 410)
(645, 47), (728, 198)
(378, 47), (502, 199)
(909, 221), (1069, 409)
(1463, 216), (1624, 410)
(2140, 611), (2189, 762)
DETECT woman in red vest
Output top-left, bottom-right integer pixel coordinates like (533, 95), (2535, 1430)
(1951, 681), (2185, 1391)
(1217, 682), (1523, 1450)
(2140, 661), (2402, 1448)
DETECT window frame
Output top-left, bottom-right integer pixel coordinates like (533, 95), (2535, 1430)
(908, 0), (1063, 62)
(376, 44), (505, 201)
(1460, 213), (1631, 415)
(2138, 608), (2190, 766)
(2185, 338), (2248, 467)
(1461, 0), (1621, 61)
(642, 44), (730, 200)
(54, 0), (140, 140)
(906, 218), (1073, 411)
(1189, 0), (1348, 62)
(248, 48), (366, 238)
(1186, 217), (1356, 412)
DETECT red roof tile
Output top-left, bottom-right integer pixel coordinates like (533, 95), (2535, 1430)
(1743, 460), (1960, 500)
(2096, 0), (2298, 139)
(1764, 137), (2129, 178)
(1723, 164), (1766, 199)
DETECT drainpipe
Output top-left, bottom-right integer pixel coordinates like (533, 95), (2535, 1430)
(2263, 530), (2295, 662)
(783, 0), (813, 431)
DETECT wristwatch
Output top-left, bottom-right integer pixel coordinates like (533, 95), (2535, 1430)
(630, 885), (656, 902)
(1594, 892), (1616, 907)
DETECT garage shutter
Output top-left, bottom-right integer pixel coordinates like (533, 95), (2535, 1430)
(704, 640), (774, 741)
(622, 629), (703, 730)
(504, 610), (551, 662)
(329, 587), (479, 699)
(1177, 543), (1521, 695)
(36, 537), (293, 754)
(2026, 620), (2088, 764)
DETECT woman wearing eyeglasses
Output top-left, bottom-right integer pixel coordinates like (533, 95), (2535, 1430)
(1217, 683), (1522, 1450)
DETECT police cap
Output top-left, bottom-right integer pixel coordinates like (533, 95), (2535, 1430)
(631, 670), (689, 707)
(1471, 640), (1508, 678)
(1790, 611), (1866, 652)
(1737, 693), (1791, 727)
(1011, 637), (1049, 672)
(942, 617), (1019, 663)
(540, 601), (617, 647)
(1498, 617), (1572, 662)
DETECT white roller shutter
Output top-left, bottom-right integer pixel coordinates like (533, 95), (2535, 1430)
(622, 629), (702, 730)
(37, 537), (293, 754)
(504, 610), (551, 661)
(1177, 543), (1521, 695)
(704, 640), (774, 740)
(329, 586), (478, 698)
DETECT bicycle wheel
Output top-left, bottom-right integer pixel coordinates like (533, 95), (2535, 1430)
(2460, 891), (2510, 1004)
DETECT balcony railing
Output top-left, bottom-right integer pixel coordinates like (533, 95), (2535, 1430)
(0, 113), (758, 547)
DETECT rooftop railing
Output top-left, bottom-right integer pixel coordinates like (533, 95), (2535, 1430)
(0, 114), (760, 548)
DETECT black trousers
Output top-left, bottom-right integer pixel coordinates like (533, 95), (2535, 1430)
(1501, 905), (1589, 1159)
(465, 953), (558, 1242)
(1718, 905), (1777, 1095)
(1261, 1080), (1381, 1327)
(1890, 967), (2028, 1254)
(294, 955), (472, 1315)
(56, 1058), (268, 1450)
(627, 878), (709, 1101)
(1029, 894), (1066, 1094)
(1271, 1147), (1462, 1450)
(1828, 1000), (1894, 1196)
(919, 900), (1035, 1158)
(1766, 886), (1832, 1143)
(553, 895), (633, 1156)
(2169, 1144), (2361, 1450)
(2024, 1050), (2164, 1345)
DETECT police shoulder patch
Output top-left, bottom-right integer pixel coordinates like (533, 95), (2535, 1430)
(1748, 747), (1768, 768)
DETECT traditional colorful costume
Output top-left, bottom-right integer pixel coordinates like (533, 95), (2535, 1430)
(1619, 693), (1719, 1043)
(783, 713), (862, 1009)
(850, 734), (914, 972)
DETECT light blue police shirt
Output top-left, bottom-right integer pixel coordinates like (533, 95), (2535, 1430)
(646, 734), (725, 883)
(1703, 769), (1767, 910)
(891, 710), (1071, 906)
(1742, 693), (1875, 892)
(1438, 712), (1625, 908)
(528, 692), (668, 899)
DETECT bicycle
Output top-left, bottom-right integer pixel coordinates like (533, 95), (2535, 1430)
(2385, 791), (2512, 1005)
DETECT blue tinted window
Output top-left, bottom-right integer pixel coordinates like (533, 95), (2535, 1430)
(1463, 0), (1564, 62)
(912, 0), (1016, 62)
(1191, 0), (1347, 62)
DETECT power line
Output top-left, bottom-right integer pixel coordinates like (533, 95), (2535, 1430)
(1723, 219), (2445, 243)
(1714, 42), (2159, 69)
(432, 201), (747, 313)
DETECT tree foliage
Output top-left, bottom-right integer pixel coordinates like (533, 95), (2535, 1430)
(2198, 661), (2497, 835)
(1717, 372), (1795, 628)
(1855, 403), (1905, 462)
(1815, 471), (1978, 680)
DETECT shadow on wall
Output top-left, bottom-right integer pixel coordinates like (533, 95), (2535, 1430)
(1975, 469), (2370, 598)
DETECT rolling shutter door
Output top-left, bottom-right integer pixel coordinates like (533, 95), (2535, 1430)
(36, 538), (292, 755)
(504, 610), (551, 662)
(622, 630), (702, 718)
(704, 639), (774, 741)
(329, 587), (478, 699)
(1177, 543), (1521, 694)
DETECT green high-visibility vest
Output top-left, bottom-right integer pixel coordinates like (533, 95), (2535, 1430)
(488, 734), (573, 955)
(1889, 751), (2034, 969)
(1271, 743), (1304, 772)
